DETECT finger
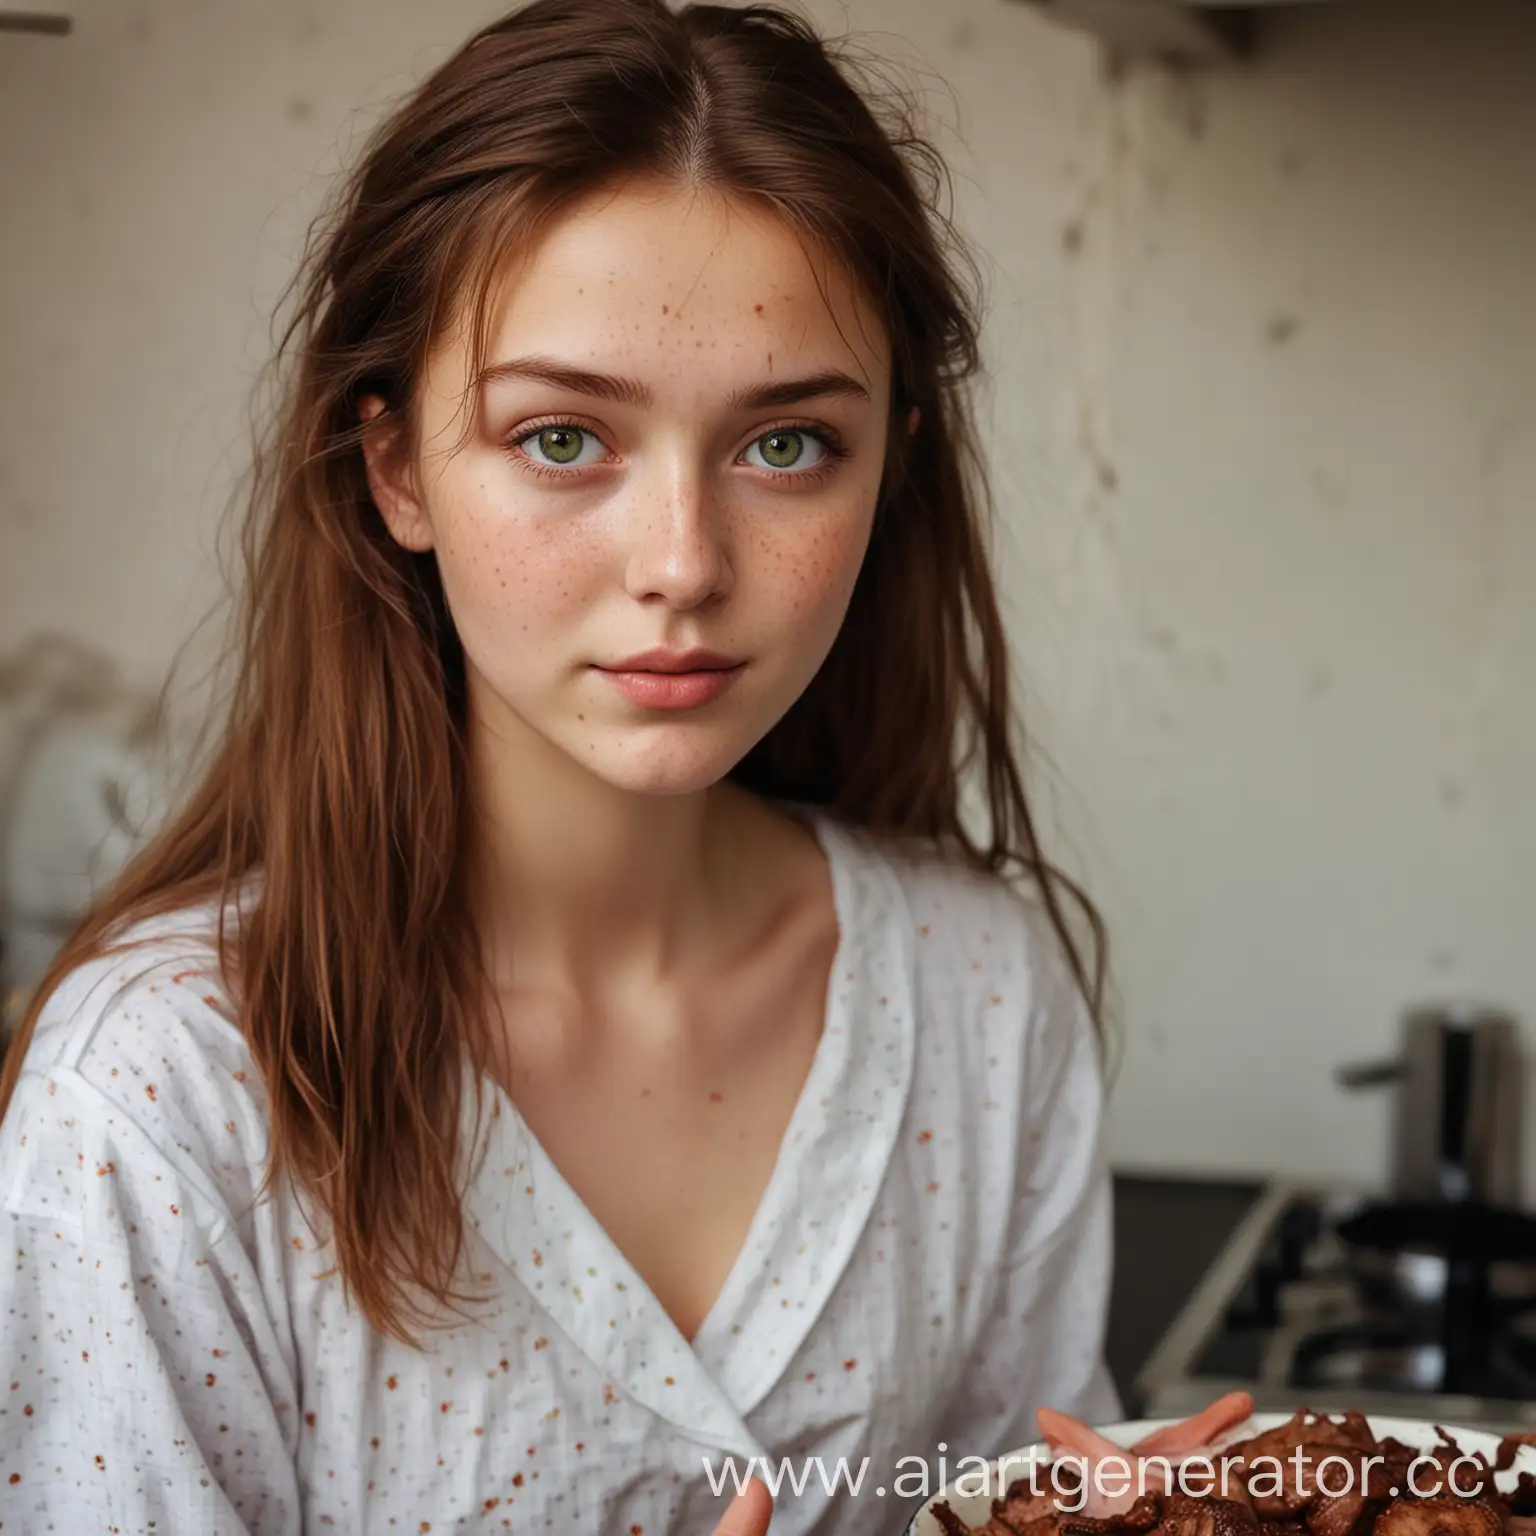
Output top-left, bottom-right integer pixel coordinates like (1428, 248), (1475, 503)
(1129, 1391), (1255, 1456)
(1037, 1406), (1130, 1461)
(712, 1476), (774, 1536)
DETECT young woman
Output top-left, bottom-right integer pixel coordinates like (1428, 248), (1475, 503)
(0, 1), (1121, 1531)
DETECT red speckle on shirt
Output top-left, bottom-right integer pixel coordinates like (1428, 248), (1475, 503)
(9, 1473), (19, 1485)
(233, 1070), (246, 1082)
(203, 994), (218, 1007)
(531, 1248), (544, 1267)
(498, 1358), (509, 1372)
(81, 1351), (89, 1363)
(169, 1205), (180, 1216)
(533, 1336), (547, 1350)
(145, 1085), (157, 1101)
(926, 1181), (940, 1194)
(440, 1401), (451, 1414)
(664, 1375), (675, 1385)
(305, 1412), (317, 1428)
(205, 1374), (217, 1387)
(96, 1161), (116, 1176)
(918, 924), (931, 936)
(292, 1237), (305, 1251)
(632, 1524), (645, 1534)
(371, 1436), (380, 1450)
(386, 1375), (398, 1390)
(485, 1499), (502, 1512)
(917, 1130), (933, 1144)
(22, 1405), (32, 1417)
(805, 1371), (817, 1382)
(576, 1441), (585, 1452)
(512, 1474), (525, 1488)
(843, 1358), (858, 1371)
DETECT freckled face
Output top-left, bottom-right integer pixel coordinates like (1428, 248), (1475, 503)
(393, 178), (892, 796)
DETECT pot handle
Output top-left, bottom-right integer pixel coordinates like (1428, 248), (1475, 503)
(1335, 1059), (1405, 1089)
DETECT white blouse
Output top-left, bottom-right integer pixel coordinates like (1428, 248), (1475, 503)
(0, 805), (1119, 1535)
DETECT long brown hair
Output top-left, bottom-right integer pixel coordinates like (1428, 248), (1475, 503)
(0, 0), (1109, 1343)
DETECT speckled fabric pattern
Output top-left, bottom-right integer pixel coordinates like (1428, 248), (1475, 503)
(0, 806), (1118, 1534)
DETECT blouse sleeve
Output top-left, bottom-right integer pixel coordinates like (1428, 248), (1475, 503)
(939, 907), (1124, 1460)
(0, 1063), (302, 1535)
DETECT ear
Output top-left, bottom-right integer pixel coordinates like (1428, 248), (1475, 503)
(905, 405), (920, 437)
(359, 394), (434, 553)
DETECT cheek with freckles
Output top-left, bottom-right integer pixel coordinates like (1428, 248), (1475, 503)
(428, 468), (606, 669)
(745, 491), (880, 670)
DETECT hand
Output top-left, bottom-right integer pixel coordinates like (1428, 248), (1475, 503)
(711, 1476), (773, 1535)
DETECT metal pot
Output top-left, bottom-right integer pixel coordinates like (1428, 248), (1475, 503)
(1335, 1002), (1524, 1209)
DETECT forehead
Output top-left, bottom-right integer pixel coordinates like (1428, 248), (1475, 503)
(462, 176), (891, 400)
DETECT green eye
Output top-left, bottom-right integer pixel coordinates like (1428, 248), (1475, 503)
(756, 430), (806, 469)
(536, 426), (585, 464)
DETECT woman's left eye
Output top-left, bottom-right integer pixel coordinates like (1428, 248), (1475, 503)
(741, 428), (834, 474)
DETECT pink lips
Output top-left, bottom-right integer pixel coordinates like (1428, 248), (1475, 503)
(593, 648), (746, 711)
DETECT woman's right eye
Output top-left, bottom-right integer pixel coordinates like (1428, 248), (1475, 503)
(513, 424), (607, 470)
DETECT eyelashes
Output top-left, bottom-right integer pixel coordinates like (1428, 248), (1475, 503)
(503, 417), (852, 485)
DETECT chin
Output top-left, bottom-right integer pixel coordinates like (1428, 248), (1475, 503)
(573, 736), (750, 799)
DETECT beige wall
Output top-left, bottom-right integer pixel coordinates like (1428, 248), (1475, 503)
(2, 0), (1533, 1190)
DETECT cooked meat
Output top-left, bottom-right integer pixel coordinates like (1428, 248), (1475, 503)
(930, 1400), (1536, 1536)
(1155, 1492), (1262, 1536)
(1305, 1486), (1375, 1536)
(1506, 1471), (1536, 1517)
(1010, 1516), (1064, 1536)
(1227, 1412), (1376, 1468)
(1233, 1442), (1383, 1521)
(1058, 1496), (1164, 1535)
(934, 1497), (1149, 1536)
(1397, 1431), (1497, 1500)
(934, 1505), (1014, 1536)
(989, 1485), (1062, 1535)
(1494, 1436), (1536, 1475)
(1371, 1497), (1504, 1536)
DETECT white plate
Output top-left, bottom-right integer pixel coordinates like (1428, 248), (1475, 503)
(901, 1412), (1536, 1535)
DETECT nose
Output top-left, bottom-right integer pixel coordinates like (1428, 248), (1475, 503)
(623, 458), (733, 610)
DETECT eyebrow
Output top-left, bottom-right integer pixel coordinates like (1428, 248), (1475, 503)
(476, 355), (872, 411)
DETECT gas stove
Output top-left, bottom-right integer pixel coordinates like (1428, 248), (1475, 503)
(1135, 1179), (1536, 1432)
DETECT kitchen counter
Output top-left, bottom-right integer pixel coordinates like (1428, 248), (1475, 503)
(1105, 1172), (1265, 1416)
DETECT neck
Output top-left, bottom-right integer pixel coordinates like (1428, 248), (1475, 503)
(465, 700), (756, 994)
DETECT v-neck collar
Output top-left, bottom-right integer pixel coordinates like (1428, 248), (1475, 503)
(459, 802), (918, 1451)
